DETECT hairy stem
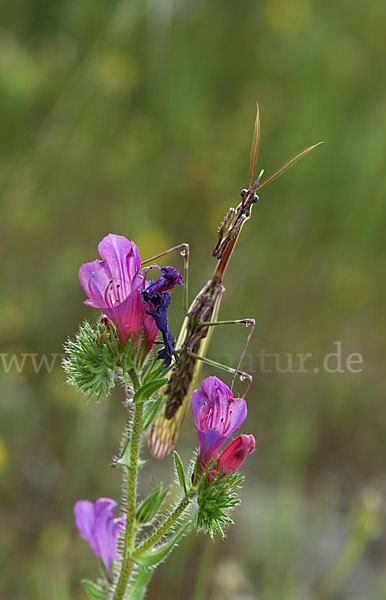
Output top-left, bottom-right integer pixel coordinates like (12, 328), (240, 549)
(134, 493), (194, 555)
(113, 373), (143, 600)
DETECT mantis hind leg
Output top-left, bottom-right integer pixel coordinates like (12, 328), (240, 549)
(192, 317), (256, 398)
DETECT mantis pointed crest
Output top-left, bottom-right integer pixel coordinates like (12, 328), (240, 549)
(249, 103), (261, 188)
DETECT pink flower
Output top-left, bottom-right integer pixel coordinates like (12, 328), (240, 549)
(209, 434), (255, 481)
(79, 234), (158, 350)
(192, 376), (255, 477)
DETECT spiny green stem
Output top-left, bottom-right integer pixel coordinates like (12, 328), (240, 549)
(112, 374), (143, 600)
(134, 493), (194, 555)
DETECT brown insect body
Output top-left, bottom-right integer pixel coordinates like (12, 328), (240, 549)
(148, 277), (224, 458)
(165, 279), (224, 419)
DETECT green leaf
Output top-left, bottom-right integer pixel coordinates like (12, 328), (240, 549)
(133, 378), (168, 404)
(173, 451), (187, 497)
(142, 359), (164, 384)
(81, 579), (107, 599)
(136, 332), (149, 368)
(142, 393), (166, 432)
(120, 331), (138, 372)
(136, 483), (170, 524)
(131, 523), (190, 567)
(130, 330), (140, 360)
(191, 451), (200, 486)
(126, 567), (153, 600)
(115, 436), (131, 468)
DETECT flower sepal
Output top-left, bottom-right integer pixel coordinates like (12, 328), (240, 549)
(120, 328), (150, 372)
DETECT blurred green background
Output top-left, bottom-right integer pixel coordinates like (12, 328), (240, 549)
(1, 0), (385, 598)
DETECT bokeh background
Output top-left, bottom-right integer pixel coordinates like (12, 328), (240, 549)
(1, 0), (385, 598)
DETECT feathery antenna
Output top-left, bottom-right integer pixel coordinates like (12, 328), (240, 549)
(257, 142), (323, 190)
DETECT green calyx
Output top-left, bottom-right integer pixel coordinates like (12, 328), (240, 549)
(195, 466), (244, 539)
(63, 321), (158, 401)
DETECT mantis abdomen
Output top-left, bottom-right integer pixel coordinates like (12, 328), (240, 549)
(147, 279), (224, 458)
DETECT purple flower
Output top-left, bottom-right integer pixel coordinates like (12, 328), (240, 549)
(79, 234), (159, 350)
(79, 236), (182, 362)
(192, 376), (254, 475)
(74, 498), (125, 575)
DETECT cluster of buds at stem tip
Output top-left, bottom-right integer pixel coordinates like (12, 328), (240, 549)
(79, 234), (182, 366)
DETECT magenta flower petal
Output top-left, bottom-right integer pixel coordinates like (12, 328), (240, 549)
(103, 289), (149, 346)
(74, 497), (126, 575)
(213, 434), (255, 479)
(98, 235), (141, 298)
(192, 376), (248, 472)
(193, 377), (247, 437)
(79, 234), (159, 348)
(201, 376), (232, 405)
(79, 235), (141, 310)
(79, 259), (113, 310)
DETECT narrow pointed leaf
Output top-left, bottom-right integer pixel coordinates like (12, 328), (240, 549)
(134, 378), (168, 404)
(173, 450), (187, 496)
(127, 567), (154, 600)
(142, 393), (166, 432)
(192, 451), (200, 486)
(115, 437), (131, 468)
(142, 358), (164, 385)
(136, 332), (149, 367)
(81, 579), (107, 599)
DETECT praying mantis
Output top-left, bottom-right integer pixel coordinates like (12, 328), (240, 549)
(143, 106), (321, 459)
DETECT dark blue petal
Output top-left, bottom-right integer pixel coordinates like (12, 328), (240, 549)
(142, 291), (174, 368)
(144, 267), (183, 295)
